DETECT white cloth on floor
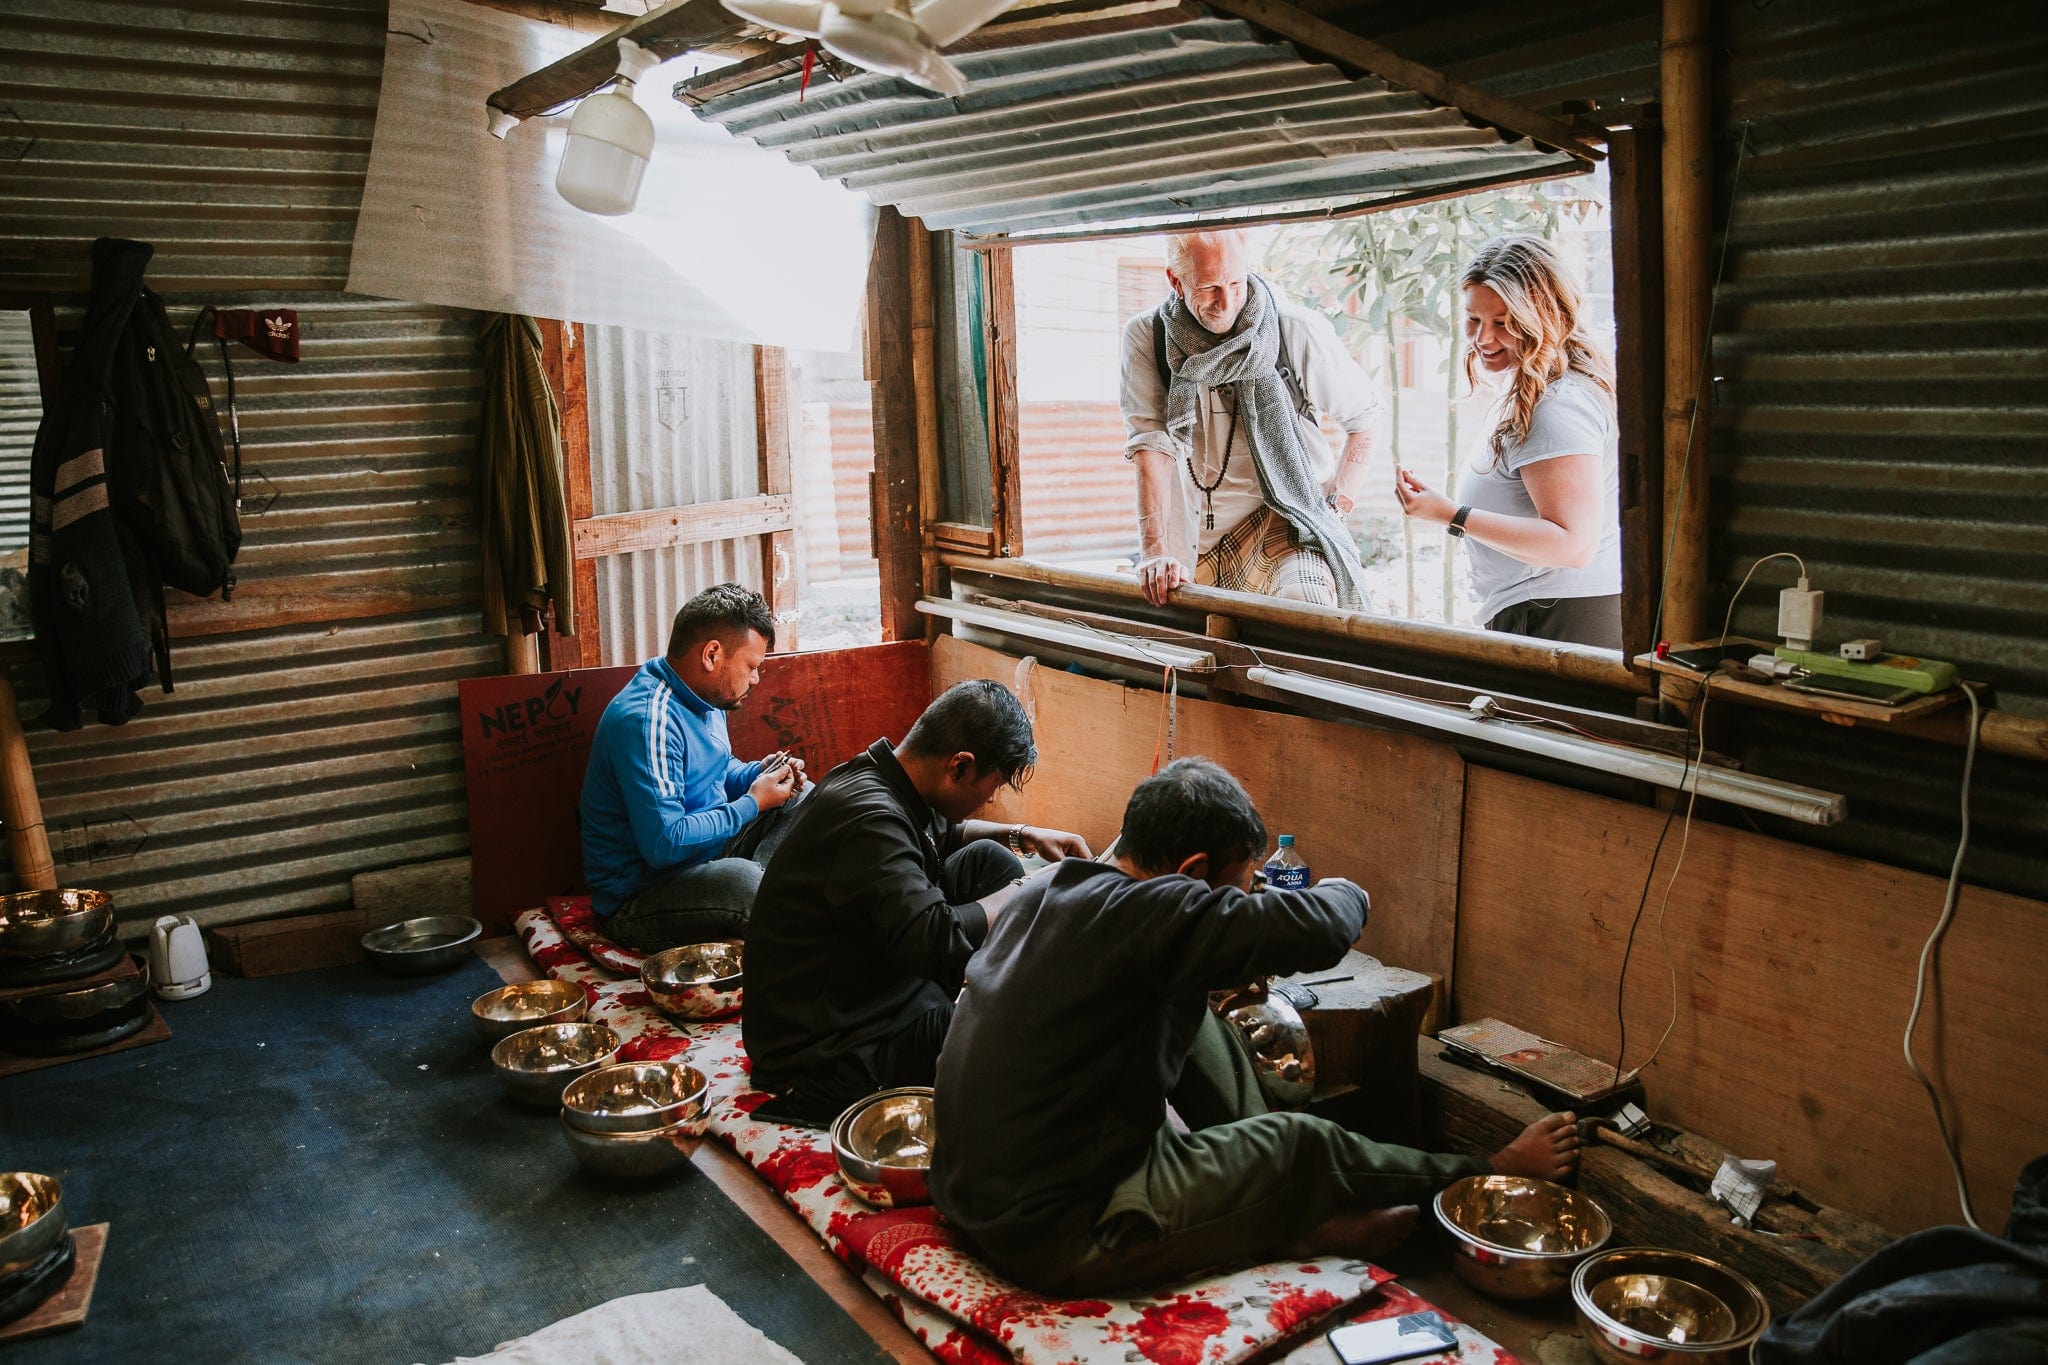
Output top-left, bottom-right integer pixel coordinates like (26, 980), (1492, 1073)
(439, 1285), (804, 1365)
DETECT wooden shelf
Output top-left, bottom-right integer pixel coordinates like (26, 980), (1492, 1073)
(1636, 640), (1962, 728)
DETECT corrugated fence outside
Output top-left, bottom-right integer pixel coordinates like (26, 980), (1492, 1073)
(0, 0), (503, 930)
(585, 325), (767, 667)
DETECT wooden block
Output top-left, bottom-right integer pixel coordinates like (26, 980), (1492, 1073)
(351, 856), (474, 931)
(0, 1007), (168, 1079)
(0, 1223), (108, 1343)
(1419, 1038), (1878, 1315)
(205, 909), (366, 978)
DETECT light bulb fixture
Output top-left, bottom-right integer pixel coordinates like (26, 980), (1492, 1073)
(556, 38), (661, 217)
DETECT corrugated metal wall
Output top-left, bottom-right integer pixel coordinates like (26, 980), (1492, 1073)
(0, 310), (36, 555)
(0, 0), (504, 930)
(584, 325), (765, 666)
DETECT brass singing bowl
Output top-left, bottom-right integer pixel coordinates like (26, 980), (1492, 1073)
(831, 1086), (935, 1208)
(1434, 1174), (1614, 1301)
(561, 1061), (709, 1136)
(1572, 1249), (1771, 1364)
(0, 889), (113, 960)
(0, 1172), (67, 1279)
(471, 980), (587, 1044)
(1214, 984), (1315, 1110)
(558, 1110), (701, 1179)
(490, 1022), (622, 1108)
(640, 941), (744, 1021)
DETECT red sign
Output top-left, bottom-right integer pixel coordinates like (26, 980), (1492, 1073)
(460, 641), (932, 929)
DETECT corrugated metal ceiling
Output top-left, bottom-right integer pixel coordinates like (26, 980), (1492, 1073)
(681, 15), (1588, 239)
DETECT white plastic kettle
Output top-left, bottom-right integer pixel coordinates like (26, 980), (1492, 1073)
(149, 914), (211, 1001)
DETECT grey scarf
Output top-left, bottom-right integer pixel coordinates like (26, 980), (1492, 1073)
(1159, 274), (1364, 609)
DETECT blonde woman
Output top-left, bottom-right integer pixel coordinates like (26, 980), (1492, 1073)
(1394, 235), (1622, 649)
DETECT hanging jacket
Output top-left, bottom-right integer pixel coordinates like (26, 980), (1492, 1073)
(28, 237), (160, 729)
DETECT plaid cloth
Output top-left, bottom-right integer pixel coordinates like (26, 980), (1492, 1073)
(1196, 506), (1337, 606)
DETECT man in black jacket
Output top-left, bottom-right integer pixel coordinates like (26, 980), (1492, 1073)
(744, 680), (1091, 1124)
(932, 757), (1580, 1294)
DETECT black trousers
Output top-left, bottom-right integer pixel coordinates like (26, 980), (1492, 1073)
(1486, 592), (1623, 651)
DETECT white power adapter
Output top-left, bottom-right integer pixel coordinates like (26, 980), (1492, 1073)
(1778, 577), (1823, 651)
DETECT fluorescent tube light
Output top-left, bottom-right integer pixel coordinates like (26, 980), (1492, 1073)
(1246, 666), (1845, 826)
(918, 599), (1214, 673)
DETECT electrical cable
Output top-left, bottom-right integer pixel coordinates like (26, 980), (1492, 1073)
(1904, 680), (1985, 1231)
(1649, 120), (1753, 654)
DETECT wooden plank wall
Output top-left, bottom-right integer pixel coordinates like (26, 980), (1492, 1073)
(933, 637), (1465, 983)
(1457, 767), (2048, 1233)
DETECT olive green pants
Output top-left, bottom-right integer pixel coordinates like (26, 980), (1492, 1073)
(996, 1010), (1488, 1295)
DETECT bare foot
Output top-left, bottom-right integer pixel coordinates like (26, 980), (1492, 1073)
(1280, 1204), (1420, 1263)
(1489, 1111), (1581, 1180)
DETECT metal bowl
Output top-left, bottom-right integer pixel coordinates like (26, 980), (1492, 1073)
(640, 941), (743, 1021)
(1433, 1174), (1614, 1301)
(0, 890), (113, 961)
(362, 914), (483, 976)
(558, 1110), (701, 1179)
(0, 956), (151, 1027)
(1573, 1249), (1771, 1365)
(0, 1172), (67, 1280)
(490, 1022), (621, 1108)
(1214, 982), (1315, 1110)
(831, 1086), (935, 1208)
(561, 1061), (709, 1136)
(470, 980), (586, 1044)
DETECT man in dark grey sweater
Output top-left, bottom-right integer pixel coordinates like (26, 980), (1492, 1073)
(932, 757), (1579, 1294)
(745, 680), (1091, 1125)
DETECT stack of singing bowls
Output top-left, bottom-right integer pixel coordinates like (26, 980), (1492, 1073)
(0, 1172), (75, 1327)
(557, 1060), (710, 1178)
(0, 891), (121, 988)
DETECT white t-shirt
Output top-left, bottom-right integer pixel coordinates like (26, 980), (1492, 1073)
(1120, 299), (1380, 556)
(1456, 372), (1622, 623)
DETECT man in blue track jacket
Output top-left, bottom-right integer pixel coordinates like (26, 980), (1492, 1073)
(580, 583), (804, 951)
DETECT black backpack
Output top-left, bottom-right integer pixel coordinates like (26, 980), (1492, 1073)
(107, 289), (241, 602)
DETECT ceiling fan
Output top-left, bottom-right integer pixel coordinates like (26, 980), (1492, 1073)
(719, 0), (1020, 96)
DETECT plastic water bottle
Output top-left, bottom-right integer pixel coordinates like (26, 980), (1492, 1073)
(1262, 834), (1310, 891)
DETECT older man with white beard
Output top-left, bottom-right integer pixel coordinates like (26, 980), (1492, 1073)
(1120, 229), (1382, 608)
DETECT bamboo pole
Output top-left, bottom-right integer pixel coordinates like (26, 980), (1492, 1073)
(0, 669), (57, 890)
(1660, 0), (1712, 645)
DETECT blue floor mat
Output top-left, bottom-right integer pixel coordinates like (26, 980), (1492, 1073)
(1, 954), (893, 1364)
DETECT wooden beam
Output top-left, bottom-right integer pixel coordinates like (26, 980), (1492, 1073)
(487, 0), (749, 123)
(571, 495), (795, 558)
(940, 553), (1647, 692)
(754, 346), (799, 651)
(983, 247), (1024, 557)
(1609, 116), (1665, 664)
(1660, 0), (1712, 645)
(0, 670), (56, 891)
(1202, 0), (1604, 162)
(867, 209), (926, 642)
(539, 319), (601, 668)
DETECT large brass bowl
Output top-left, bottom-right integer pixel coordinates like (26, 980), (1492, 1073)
(1433, 1174), (1613, 1300)
(1572, 1248), (1771, 1364)
(1213, 982), (1315, 1110)
(557, 1110), (699, 1179)
(0, 1172), (67, 1279)
(561, 1061), (709, 1136)
(640, 941), (743, 1021)
(831, 1086), (935, 1208)
(0, 890), (113, 960)
(470, 980), (586, 1044)
(490, 1022), (621, 1107)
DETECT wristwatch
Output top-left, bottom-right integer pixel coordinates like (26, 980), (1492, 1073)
(1447, 505), (1474, 539)
(1007, 824), (1026, 855)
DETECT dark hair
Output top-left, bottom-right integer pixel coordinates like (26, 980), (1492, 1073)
(1118, 757), (1266, 876)
(901, 680), (1036, 784)
(667, 583), (774, 659)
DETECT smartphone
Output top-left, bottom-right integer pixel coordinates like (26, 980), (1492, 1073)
(1782, 674), (1920, 706)
(1327, 1312), (1458, 1365)
(1663, 643), (1754, 674)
